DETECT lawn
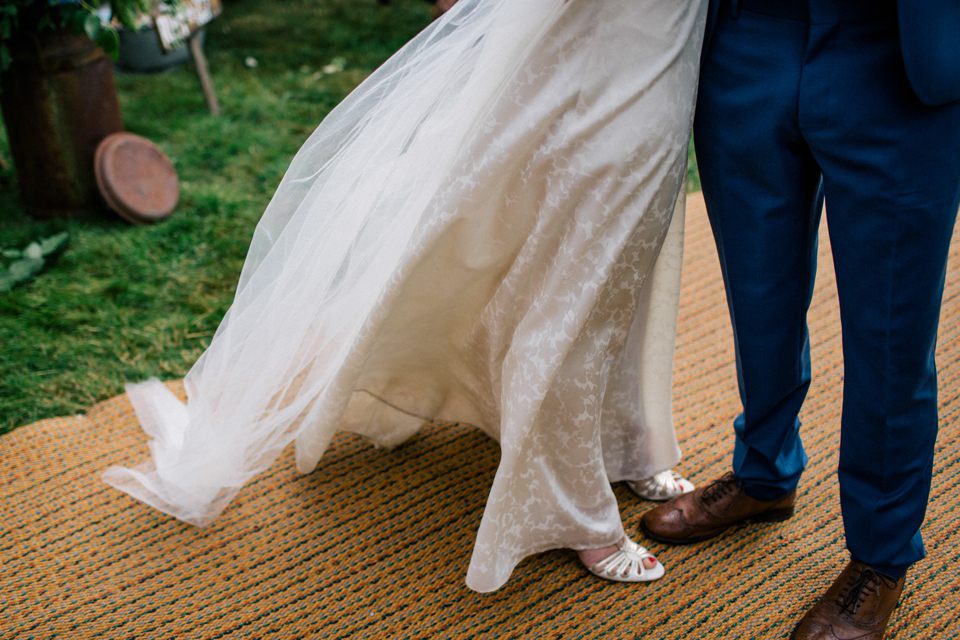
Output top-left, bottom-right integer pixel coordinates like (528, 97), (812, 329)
(0, 0), (700, 433)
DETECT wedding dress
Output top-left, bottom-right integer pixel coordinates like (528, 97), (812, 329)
(103, 0), (706, 592)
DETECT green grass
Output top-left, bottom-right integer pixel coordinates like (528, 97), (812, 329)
(0, 0), (701, 432)
(0, 0), (436, 432)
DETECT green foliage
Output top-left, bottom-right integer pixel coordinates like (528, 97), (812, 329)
(0, 231), (69, 292)
(0, 0), (151, 72)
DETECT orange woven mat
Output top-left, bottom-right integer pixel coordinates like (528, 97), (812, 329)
(3, 193), (959, 638)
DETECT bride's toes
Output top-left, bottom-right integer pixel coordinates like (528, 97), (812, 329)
(581, 536), (665, 583)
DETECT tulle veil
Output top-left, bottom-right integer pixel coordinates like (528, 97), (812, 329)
(103, 0), (573, 526)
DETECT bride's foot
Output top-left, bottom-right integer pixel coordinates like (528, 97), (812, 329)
(627, 469), (694, 501)
(579, 536), (664, 583)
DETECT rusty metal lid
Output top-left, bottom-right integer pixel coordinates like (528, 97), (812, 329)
(95, 132), (179, 225)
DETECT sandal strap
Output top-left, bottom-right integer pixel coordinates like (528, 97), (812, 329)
(628, 469), (694, 500)
(589, 537), (661, 582)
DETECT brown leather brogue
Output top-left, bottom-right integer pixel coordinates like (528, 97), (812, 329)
(639, 472), (796, 544)
(790, 561), (905, 640)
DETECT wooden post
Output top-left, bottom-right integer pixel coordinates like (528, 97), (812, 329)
(189, 34), (220, 116)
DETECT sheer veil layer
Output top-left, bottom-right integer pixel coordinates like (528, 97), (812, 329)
(104, 0), (706, 592)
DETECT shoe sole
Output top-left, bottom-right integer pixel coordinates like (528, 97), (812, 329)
(640, 506), (795, 545)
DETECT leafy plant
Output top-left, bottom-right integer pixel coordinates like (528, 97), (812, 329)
(0, 231), (69, 293)
(0, 0), (151, 72)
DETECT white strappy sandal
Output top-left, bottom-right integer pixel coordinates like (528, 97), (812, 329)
(627, 469), (695, 501)
(585, 536), (665, 583)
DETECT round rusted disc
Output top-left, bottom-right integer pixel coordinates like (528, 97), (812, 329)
(95, 132), (179, 225)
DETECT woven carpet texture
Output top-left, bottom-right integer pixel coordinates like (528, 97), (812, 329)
(2, 193), (959, 639)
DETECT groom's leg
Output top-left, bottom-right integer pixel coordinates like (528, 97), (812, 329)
(693, 7), (820, 499)
(801, 13), (960, 577)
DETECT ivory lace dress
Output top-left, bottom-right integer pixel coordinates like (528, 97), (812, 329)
(104, 0), (706, 592)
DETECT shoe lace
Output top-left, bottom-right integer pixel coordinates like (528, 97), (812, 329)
(700, 472), (738, 506)
(838, 567), (899, 615)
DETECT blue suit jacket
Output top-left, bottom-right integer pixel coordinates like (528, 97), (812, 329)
(702, 0), (960, 105)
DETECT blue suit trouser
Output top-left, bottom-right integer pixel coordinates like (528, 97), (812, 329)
(694, 3), (960, 577)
